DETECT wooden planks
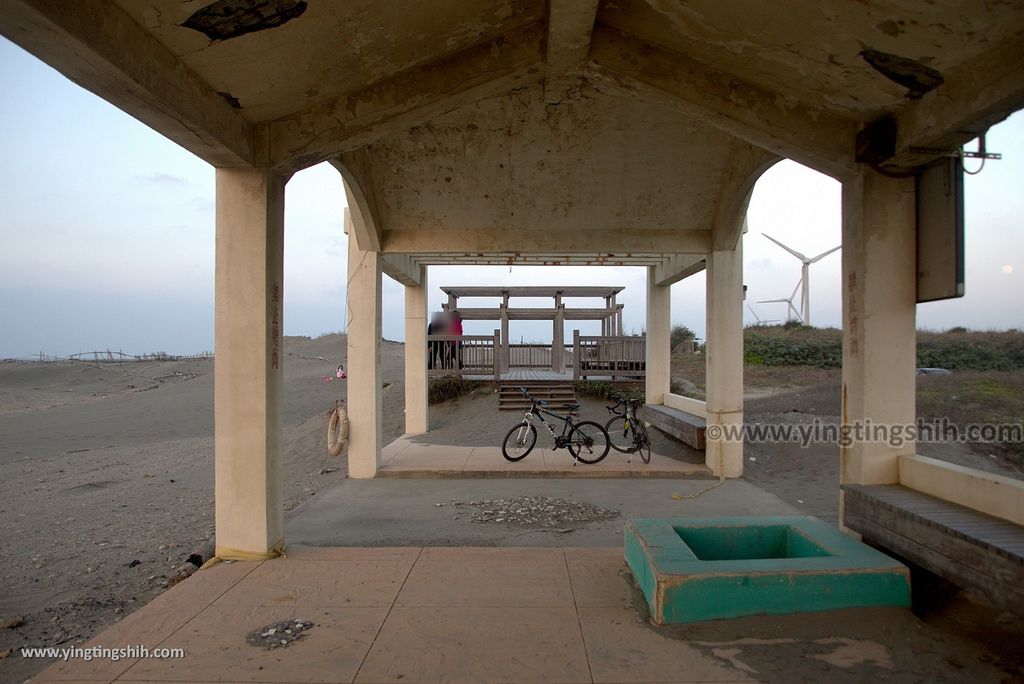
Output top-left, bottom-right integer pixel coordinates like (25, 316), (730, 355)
(641, 404), (706, 450)
(843, 484), (1024, 615)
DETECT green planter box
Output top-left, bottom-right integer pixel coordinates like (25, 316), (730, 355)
(625, 516), (910, 624)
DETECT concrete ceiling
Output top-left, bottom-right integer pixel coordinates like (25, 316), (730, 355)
(113, 0), (547, 122)
(2, 0), (1023, 274)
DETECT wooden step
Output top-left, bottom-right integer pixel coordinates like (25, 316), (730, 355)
(498, 382), (577, 411)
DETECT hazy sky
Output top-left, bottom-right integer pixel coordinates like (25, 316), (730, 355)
(1, 37), (1021, 358)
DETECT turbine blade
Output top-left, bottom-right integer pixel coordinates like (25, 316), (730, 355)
(809, 245), (841, 263)
(762, 233), (807, 261)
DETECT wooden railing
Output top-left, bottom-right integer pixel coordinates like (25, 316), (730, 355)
(427, 332), (500, 381)
(508, 344), (552, 368)
(573, 333), (646, 380)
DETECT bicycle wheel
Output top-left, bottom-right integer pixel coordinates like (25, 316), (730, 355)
(567, 420), (610, 464)
(605, 415), (638, 453)
(501, 423), (537, 461)
(635, 421), (651, 464)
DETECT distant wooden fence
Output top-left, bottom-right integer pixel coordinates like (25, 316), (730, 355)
(5, 350), (213, 363)
(573, 333), (646, 380)
(427, 332), (500, 381)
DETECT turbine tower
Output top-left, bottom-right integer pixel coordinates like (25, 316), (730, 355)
(762, 234), (840, 326)
(758, 279), (803, 323)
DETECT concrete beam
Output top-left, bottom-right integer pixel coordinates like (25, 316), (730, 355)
(381, 254), (423, 287)
(888, 34), (1024, 168)
(0, 0), (255, 167)
(382, 228), (711, 254)
(269, 23), (546, 171)
(588, 27), (858, 181)
(653, 255), (706, 286)
(544, 0), (601, 103)
(413, 254), (669, 266)
(712, 146), (779, 251)
(334, 153), (382, 253)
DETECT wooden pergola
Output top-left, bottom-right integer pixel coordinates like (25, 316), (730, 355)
(440, 285), (627, 372)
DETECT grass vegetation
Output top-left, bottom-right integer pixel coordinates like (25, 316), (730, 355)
(741, 325), (1024, 371)
(574, 380), (644, 403)
(427, 374), (480, 404)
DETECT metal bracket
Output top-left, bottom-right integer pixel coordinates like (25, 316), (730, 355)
(910, 134), (1002, 161)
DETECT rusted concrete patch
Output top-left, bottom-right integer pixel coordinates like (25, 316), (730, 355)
(183, 0), (308, 41)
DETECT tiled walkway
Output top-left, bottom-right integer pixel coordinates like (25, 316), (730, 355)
(379, 437), (711, 478)
(33, 547), (747, 683)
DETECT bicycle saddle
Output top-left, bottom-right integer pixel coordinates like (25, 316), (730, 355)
(535, 399), (550, 405)
(565, 402), (581, 410)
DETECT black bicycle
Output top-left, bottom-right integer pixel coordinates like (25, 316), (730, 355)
(605, 392), (651, 463)
(501, 387), (610, 464)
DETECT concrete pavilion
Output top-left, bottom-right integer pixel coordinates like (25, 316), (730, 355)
(3, 1), (1024, 567)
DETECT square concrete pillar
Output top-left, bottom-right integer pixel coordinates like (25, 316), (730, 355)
(347, 236), (383, 478)
(645, 266), (671, 405)
(214, 167), (286, 559)
(705, 245), (744, 478)
(841, 172), (917, 489)
(404, 266), (428, 435)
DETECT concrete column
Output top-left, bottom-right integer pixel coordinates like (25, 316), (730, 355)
(645, 266), (671, 405)
(553, 305), (565, 372)
(615, 306), (623, 336)
(404, 266), (428, 435)
(705, 245), (744, 478)
(347, 234), (383, 478)
(841, 171), (917, 491)
(609, 294), (618, 335)
(214, 167), (285, 559)
(500, 303), (510, 372)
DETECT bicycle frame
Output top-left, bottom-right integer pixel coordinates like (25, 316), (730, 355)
(518, 402), (580, 448)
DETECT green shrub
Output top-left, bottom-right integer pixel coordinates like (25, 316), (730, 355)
(574, 380), (644, 403)
(670, 324), (696, 349)
(428, 374), (478, 404)
(739, 326), (1024, 370)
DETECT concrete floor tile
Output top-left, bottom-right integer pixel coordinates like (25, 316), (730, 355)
(32, 561), (259, 682)
(283, 546), (420, 562)
(122, 605), (387, 683)
(398, 548), (573, 607)
(355, 605), (591, 684)
(564, 548), (636, 608)
(213, 558), (415, 608)
(577, 605), (750, 683)
(387, 445), (473, 470)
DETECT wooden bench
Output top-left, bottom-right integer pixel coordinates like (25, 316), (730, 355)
(843, 483), (1024, 615)
(640, 404), (706, 450)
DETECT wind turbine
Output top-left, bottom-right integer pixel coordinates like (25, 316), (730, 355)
(745, 304), (777, 326)
(758, 279), (803, 323)
(762, 234), (840, 326)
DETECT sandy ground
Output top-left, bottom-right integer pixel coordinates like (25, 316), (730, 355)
(2, 338), (1022, 681)
(0, 334), (407, 682)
